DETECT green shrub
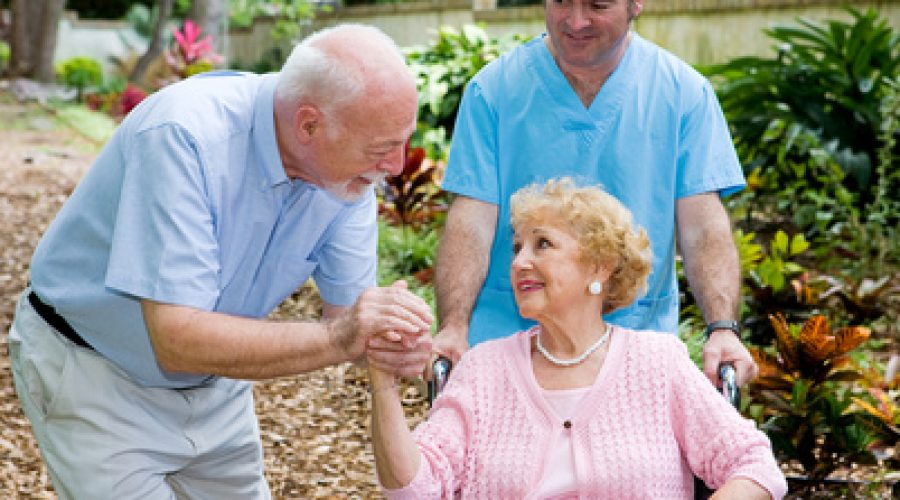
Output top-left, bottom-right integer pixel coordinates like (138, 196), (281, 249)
(405, 25), (527, 158)
(56, 56), (104, 102)
(377, 221), (440, 329)
(708, 7), (898, 213)
(377, 221), (439, 285)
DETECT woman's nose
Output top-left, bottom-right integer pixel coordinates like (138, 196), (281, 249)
(511, 250), (532, 271)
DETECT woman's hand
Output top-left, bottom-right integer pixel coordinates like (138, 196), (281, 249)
(367, 329), (433, 379)
(368, 334), (424, 490)
(711, 477), (772, 499)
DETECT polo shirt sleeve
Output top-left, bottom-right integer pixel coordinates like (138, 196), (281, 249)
(440, 81), (500, 205)
(675, 79), (745, 199)
(312, 193), (377, 307)
(105, 123), (220, 310)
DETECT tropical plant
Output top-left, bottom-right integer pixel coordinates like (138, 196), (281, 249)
(126, 3), (157, 40)
(405, 25), (527, 158)
(707, 7), (899, 207)
(229, 0), (318, 44)
(852, 386), (900, 465)
(120, 84), (149, 115)
(749, 314), (877, 485)
(678, 230), (817, 344)
(817, 275), (900, 326)
(55, 56), (103, 102)
(376, 220), (440, 330)
(164, 20), (224, 80)
(377, 221), (440, 286)
(378, 145), (449, 229)
(818, 78), (900, 277)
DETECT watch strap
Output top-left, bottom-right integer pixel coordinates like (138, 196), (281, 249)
(704, 320), (740, 339)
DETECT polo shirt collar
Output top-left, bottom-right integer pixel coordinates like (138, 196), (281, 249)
(252, 73), (291, 189)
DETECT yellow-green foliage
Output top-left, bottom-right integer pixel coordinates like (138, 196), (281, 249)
(55, 56), (103, 101)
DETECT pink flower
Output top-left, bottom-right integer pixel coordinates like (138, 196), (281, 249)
(171, 20), (223, 66)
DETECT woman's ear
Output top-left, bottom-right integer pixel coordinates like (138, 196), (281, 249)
(294, 104), (321, 143)
(591, 262), (612, 285)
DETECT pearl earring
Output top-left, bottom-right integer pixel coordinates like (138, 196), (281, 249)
(588, 281), (603, 295)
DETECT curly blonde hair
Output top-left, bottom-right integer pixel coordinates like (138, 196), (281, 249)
(509, 177), (652, 314)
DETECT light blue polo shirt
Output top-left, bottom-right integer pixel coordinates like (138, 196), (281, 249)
(442, 33), (744, 345)
(29, 72), (377, 388)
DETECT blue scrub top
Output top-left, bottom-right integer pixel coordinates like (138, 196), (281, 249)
(442, 34), (744, 344)
(30, 72), (377, 387)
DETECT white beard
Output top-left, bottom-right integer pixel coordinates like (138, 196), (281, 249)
(322, 173), (386, 203)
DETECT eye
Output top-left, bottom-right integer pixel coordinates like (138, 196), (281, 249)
(513, 241), (522, 255)
(537, 237), (552, 249)
(591, 1), (611, 9)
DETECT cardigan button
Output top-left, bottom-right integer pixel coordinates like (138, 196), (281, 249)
(563, 420), (572, 429)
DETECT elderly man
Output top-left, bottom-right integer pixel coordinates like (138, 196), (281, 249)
(433, 0), (758, 386)
(8, 24), (431, 498)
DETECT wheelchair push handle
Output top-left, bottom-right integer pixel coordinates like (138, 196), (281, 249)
(427, 359), (738, 408)
(427, 356), (452, 406)
(719, 363), (739, 408)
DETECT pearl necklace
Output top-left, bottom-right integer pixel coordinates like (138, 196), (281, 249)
(536, 324), (612, 367)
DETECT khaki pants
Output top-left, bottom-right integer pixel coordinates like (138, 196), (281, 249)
(8, 290), (271, 500)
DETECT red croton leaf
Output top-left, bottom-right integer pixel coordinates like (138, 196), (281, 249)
(798, 315), (836, 364)
(769, 313), (800, 372)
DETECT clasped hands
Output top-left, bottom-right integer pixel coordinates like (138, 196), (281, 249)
(333, 281), (433, 385)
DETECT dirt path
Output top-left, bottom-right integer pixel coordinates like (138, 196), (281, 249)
(0, 92), (428, 498)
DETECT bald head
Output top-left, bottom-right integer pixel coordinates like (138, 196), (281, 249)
(273, 25), (419, 201)
(275, 24), (416, 116)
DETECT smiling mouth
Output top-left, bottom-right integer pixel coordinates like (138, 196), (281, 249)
(565, 32), (595, 42)
(517, 281), (544, 292)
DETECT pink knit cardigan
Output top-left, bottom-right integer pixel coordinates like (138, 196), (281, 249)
(383, 326), (787, 499)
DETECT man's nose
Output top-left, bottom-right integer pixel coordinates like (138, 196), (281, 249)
(379, 147), (405, 176)
(568, 5), (591, 30)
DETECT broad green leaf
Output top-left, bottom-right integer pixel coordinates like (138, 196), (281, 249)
(774, 230), (790, 254)
(789, 233), (810, 255)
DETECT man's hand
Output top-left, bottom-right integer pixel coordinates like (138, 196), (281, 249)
(328, 281), (433, 365)
(425, 324), (469, 379)
(702, 330), (758, 386)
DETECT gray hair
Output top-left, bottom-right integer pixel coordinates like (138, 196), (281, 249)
(275, 24), (406, 115)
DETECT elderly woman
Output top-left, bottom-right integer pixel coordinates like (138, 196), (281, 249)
(368, 178), (787, 499)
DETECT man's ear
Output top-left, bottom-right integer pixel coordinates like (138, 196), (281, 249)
(628, 0), (643, 21)
(294, 104), (321, 144)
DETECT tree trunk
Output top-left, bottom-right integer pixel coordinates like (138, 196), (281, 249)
(9, 0), (65, 82)
(188, 0), (227, 65)
(130, 0), (174, 84)
(9, 0), (38, 77)
(33, 0), (65, 82)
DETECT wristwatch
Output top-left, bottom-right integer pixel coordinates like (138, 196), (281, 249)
(703, 320), (741, 339)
